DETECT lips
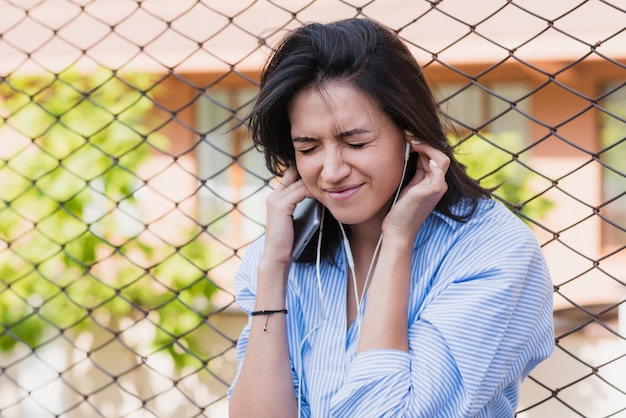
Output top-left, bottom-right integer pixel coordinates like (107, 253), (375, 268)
(324, 184), (362, 202)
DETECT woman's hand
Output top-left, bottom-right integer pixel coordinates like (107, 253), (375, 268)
(262, 166), (313, 265)
(382, 136), (450, 244)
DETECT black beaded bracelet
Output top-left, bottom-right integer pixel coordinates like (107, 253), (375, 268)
(251, 309), (288, 331)
(251, 309), (288, 316)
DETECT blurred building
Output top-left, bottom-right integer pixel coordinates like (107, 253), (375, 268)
(0, 1), (624, 417)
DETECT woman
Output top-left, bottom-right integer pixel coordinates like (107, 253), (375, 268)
(228, 18), (554, 417)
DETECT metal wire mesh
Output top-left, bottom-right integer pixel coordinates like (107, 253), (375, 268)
(0, 0), (624, 417)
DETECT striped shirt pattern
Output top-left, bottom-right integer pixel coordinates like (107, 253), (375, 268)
(229, 198), (555, 417)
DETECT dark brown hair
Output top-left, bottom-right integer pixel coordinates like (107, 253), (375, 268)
(245, 18), (491, 260)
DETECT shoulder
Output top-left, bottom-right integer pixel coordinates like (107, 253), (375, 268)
(421, 198), (546, 275)
(233, 236), (266, 292)
(236, 235), (266, 274)
(434, 198), (536, 242)
(412, 198), (552, 315)
(467, 199), (540, 247)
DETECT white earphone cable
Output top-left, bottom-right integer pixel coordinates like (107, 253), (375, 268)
(297, 207), (326, 417)
(341, 142), (410, 330)
(297, 142), (410, 416)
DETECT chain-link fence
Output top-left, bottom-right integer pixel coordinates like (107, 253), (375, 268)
(0, 0), (624, 417)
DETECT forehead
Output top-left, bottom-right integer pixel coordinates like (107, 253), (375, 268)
(288, 82), (386, 132)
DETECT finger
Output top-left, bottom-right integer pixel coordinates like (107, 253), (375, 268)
(404, 135), (432, 168)
(403, 130), (423, 152)
(426, 158), (447, 189)
(276, 166), (299, 189)
(284, 165), (300, 181)
(401, 148), (447, 195)
(407, 141), (450, 174)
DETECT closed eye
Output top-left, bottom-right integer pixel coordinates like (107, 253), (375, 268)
(297, 146), (318, 155)
(338, 129), (373, 149)
(293, 136), (319, 155)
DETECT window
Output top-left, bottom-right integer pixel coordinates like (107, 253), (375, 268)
(599, 82), (626, 249)
(435, 81), (531, 140)
(195, 87), (272, 247)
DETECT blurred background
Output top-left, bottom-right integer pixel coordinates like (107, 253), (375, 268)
(0, 0), (624, 417)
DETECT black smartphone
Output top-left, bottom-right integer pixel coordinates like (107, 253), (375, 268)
(292, 198), (323, 260)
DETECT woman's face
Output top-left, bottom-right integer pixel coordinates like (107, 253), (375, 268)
(289, 82), (407, 228)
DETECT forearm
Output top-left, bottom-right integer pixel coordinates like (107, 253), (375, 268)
(229, 261), (297, 418)
(357, 238), (412, 353)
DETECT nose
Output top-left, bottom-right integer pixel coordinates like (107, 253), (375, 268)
(320, 146), (350, 183)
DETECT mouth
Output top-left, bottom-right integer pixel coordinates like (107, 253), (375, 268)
(324, 184), (362, 202)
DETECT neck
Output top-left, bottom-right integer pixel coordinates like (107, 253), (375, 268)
(347, 222), (382, 259)
(345, 195), (390, 252)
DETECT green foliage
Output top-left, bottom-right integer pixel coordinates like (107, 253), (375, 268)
(455, 131), (554, 222)
(0, 68), (217, 369)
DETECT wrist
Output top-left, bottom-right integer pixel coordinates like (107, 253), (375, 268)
(260, 246), (294, 268)
(257, 258), (291, 280)
(381, 232), (416, 253)
(254, 259), (291, 303)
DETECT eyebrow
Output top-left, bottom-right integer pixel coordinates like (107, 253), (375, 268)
(337, 128), (370, 138)
(292, 129), (371, 143)
(292, 136), (317, 143)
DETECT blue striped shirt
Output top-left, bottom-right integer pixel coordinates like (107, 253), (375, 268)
(229, 198), (554, 417)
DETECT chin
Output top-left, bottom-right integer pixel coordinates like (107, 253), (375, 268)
(325, 206), (372, 225)
(325, 198), (393, 227)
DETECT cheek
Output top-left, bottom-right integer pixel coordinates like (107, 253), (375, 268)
(374, 152), (406, 188)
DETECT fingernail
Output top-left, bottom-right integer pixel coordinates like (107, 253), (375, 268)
(403, 129), (415, 137)
(429, 159), (438, 167)
(410, 139), (422, 145)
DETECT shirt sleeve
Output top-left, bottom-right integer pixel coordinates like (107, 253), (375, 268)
(226, 238), (311, 415)
(329, 209), (555, 417)
(226, 238), (260, 400)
